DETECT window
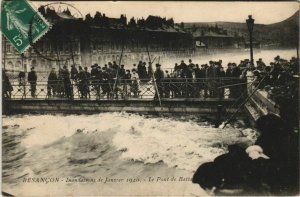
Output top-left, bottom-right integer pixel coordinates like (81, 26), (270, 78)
(7, 61), (13, 71)
(15, 61), (22, 72)
(6, 44), (11, 53)
(31, 60), (37, 68)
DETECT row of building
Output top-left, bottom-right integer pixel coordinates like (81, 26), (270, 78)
(2, 6), (251, 72)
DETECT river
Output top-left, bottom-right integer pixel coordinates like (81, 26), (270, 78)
(2, 113), (257, 196)
(158, 48), (297, 70)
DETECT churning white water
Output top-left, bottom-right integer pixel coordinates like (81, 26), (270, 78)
(2, 113), (257, 196)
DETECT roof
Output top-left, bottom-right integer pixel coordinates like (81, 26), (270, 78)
(194, 31), (234, 38)
(191, 27), (234, 38)
(90, 24), (187, 34)
(144, 24), (186, 33)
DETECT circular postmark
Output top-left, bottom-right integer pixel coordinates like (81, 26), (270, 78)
(26, 2), (83, 66)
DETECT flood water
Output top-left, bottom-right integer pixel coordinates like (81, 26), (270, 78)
(2, 113), (258, 196)
(158, 48), (297, 70)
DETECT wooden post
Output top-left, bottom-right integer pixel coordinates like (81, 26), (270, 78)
(146, 44), (161, 106)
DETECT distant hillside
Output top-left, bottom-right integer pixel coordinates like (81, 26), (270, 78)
(266, 11), (299, 47)
(184, 11), (299, 47)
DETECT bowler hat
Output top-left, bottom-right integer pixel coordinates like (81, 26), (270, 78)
(274, 56), (280, 60)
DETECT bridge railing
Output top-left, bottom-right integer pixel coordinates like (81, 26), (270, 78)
(3, 77), (249, 100)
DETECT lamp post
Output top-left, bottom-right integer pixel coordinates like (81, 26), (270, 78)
(246, 15), (255, 66)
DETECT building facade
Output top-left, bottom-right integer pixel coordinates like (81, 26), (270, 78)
(2, 7), (194, 73)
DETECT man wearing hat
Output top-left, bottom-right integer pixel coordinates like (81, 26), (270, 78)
(154, 64), (164, 99)
(123, 70), (131, 96)
(119, 65), (126, 80)
(28, 67), (37, 98)
(91, 64), (98, 77)
(131, 68), (140, 98)
(90, 64), (99, 96)
(188, 59), (195, 69)
(71, 64), (78, 81)
(61, 65), (73, 99)
(84, 67), (91, 98)
(47, 67), (57, 97)
(78, 66), (87, 98)
(179, 60), (187, 70)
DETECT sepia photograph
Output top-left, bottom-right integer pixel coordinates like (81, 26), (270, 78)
(1, 0), (299, 196)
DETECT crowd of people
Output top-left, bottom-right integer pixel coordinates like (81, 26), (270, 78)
(2, 56), (299, 102)
(250, 55), (299, 128)
(250, 56), (298, 89)
(42, 59), (246, 99)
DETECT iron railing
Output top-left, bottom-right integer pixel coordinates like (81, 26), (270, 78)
(3, 77), (248, 100)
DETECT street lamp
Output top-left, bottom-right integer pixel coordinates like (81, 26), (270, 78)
(246, 15), (255, 66)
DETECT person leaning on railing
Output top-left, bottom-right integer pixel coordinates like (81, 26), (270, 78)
(28, 67), (37, 98)
(2, 69), (13, 99)
(124, 69), (132, 97)
(154, 63), (164, 99)
(131, 69), (140, 98)
(90, 65), (103, 100)
(90, 64), (98, 96)
(163, 70), (171, 98)
(61, 66), (73, 99)
(71, 64), (79, 81)
(47, 68), (58, 97)
(84, 67), (91, 99)
(78, 66), (88, 99)
(101, 67), (112, 99)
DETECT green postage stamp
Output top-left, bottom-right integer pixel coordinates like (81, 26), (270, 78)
(1, 0), (50, 53)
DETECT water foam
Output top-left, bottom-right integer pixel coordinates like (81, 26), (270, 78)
(3, 113), (255, 173)
(111, 114), (254, 172)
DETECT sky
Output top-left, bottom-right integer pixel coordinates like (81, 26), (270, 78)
(31, 1), (299, 24)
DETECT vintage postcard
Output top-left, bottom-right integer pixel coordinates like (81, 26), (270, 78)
(1, 1), (299, 196)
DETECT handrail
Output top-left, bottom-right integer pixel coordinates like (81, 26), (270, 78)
(6, 77), (245, 83)
(3, 77), (248, 101)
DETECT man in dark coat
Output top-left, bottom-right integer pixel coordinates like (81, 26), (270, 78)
(119, 65), (126, 80)
(70, 65), (78, 81)
(2, 70), (13, 98)
(179, 60), (187, 70)
(231, 63), (241, 98)
(28, 67), (37, 98)
(141, 62), (147, 81)
(154, 64), (164, 99)
(78, 66), (87, 98)
(137, 61), (143, 79)
(101, 67), (112, 99)
(90, 64), (98, 77)
(47, 68), (57, 97)
(61, 66), (73, 99)
(90, 64), (98, 96)
(188, 59), (195, 69)
(123, 70), (131, 97)
(84, 67), (91, 98)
